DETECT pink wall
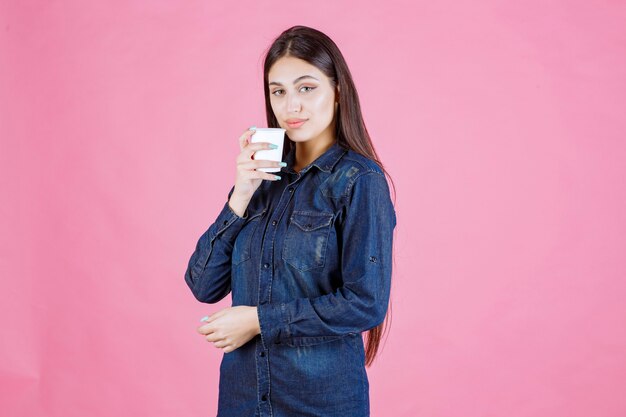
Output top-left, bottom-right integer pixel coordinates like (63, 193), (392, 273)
(1, 1), (625, 416)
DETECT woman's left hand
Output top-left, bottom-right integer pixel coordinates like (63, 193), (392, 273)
(197, 306), (261, 353)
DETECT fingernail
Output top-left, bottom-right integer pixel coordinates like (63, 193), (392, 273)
(200, 316), (209, 322)
(274, 175), (281, 180)
(249, 126), (256, 130)
(279, 162), (287, 167)
(269, 144), (278, 149)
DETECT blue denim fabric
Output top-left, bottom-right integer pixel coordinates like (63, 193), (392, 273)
(185, 142), (397, 417)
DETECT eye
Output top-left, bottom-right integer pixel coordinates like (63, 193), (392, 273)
(271, 89), (284, 96)
(300, 86), (316, 93)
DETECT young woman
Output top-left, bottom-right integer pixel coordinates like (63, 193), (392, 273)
(185, 25), (397, 417)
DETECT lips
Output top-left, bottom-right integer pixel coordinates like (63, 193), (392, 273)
(286, 119), (307, 128)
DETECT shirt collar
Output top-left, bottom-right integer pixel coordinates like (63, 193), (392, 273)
(284, 141), (347, 174)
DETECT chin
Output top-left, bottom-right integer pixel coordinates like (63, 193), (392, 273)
(286, 132), (311, 142)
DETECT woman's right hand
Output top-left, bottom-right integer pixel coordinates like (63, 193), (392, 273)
(231, 128), (283, 202)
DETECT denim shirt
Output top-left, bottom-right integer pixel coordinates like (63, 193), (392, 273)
(184, 141), (397, 417)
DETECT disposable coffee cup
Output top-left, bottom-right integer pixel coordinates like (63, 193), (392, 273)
(249, 128), (286, 173)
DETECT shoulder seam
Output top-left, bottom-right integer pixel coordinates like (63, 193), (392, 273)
(341, 151), (383, 174)
(342, 170), (385, 201)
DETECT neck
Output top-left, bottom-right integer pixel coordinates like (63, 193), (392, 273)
(294, 138), (334, 172)
(293, 119), (337, 172)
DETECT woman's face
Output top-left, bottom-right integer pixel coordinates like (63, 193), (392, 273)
(268, 56), (338, 145)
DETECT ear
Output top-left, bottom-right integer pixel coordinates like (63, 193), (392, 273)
(335, 84), (340, 102)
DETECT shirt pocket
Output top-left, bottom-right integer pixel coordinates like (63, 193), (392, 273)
(232, 209), (266, 266)
(282, 211), (334, 272)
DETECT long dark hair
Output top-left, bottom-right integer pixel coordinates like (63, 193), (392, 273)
(261, 25), (397, 367)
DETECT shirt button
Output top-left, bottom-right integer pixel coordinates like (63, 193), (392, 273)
(260, 351), (265, 357)
(272, 220), (277, 226)
(288, 188), (294, 193)
(263, 263), (269, 268)
(223, 220), (228, 225)
(261, 394), (267, 401)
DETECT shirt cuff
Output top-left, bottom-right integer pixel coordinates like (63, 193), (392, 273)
(257, 302), (291, 347)
(211, 200), (249, 242)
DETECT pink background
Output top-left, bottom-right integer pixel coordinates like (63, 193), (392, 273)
(2, 1), (625, 416)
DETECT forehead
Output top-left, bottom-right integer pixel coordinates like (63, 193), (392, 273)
(268, 56), (326, 83)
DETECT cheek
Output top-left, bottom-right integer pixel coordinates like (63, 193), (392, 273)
(310, 93), (335, 118)
(270, 99), (281, 116)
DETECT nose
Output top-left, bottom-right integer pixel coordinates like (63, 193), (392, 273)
(287, 94), (301, 113)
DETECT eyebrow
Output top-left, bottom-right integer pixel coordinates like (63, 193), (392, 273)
(268, 75), (319, 86)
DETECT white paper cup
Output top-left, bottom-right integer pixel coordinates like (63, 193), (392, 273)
(249, 128), (286, 173)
